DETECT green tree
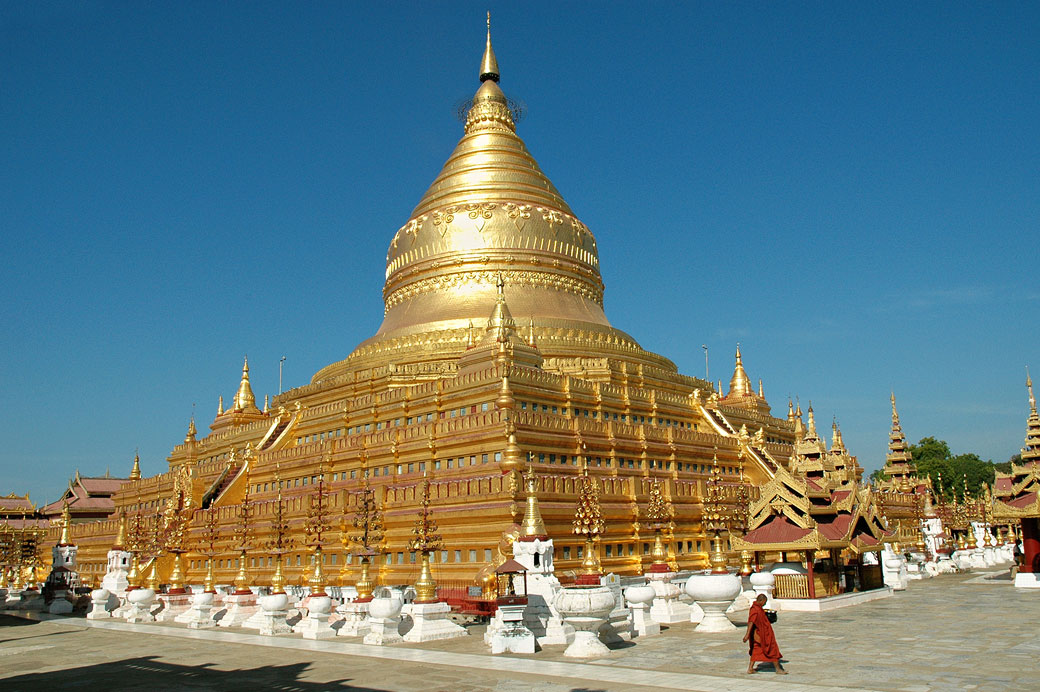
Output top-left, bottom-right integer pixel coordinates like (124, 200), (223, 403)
(909, 437), (995, 501)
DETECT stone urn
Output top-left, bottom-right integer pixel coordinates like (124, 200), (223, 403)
(126, 587), (156, 623)
(87, 588), (111, 620)
(363, 595), (404, 645)
(684, 573), (741, 632)
(260, 592), (289, 613)
(748, 571), (775, 608)
(552, 585), (616, 658)
(368, 594), (403, 620)
(623, 584), (659, 638)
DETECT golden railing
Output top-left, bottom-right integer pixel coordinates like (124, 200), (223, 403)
(773, 573), (810, 599)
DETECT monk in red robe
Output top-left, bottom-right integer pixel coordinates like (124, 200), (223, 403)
(743, 594), (786, 674)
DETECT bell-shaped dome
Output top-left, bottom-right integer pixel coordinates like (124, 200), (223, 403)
(315, 21), (674, 381)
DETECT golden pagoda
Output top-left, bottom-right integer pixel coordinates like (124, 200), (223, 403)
(40, 18), (812, 589)
(993, 368), (1040, 579)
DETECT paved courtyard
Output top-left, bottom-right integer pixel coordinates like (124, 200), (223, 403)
(1, 571), (1034, 692)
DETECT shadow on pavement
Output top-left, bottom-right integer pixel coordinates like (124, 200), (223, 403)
(1, 656), (391, 691)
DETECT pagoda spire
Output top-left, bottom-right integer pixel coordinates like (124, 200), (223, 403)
(232, 357), (261, 414)
(805, 403), (818, 438)
(831, 419), (846, 452)
(58, 500), (72, 546)
(883, 392), (916, 481)
(129, 452), (141, 481)
(787, 398), (795, 422)
(479, 11), (499, 83)
(793, 401), (804, 442)
(1023, 366), (1040, 464)
(727, 344), (752, 398)
(519, 461), (548, 540)
(184, 414), (197, 444)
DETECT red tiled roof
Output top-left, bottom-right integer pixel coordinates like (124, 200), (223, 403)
(805, 478), (824, 491)
(817, 513), (854, 541)
(0, 496), (33, 511)
(1008, 492), (1037, 509)
(994, 477), (1013, 492)
(79, 478), (128, 493)
(831, 490), (852, 502)
(742, 516), (812, 545)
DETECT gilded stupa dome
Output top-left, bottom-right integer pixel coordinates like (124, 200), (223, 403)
(315, 19), (675, 381)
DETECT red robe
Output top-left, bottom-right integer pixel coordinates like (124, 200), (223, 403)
(747, 602), (782, 662)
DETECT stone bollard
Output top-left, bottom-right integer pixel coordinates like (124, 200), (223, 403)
(624, 584), (659, 637)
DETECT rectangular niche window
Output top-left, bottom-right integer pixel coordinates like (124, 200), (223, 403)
(605, 545), (613, 557)
(469, 550), (477, 562)
(563, 546), (571, 560)
(454, 550), (461, 563)
(482, 454), (489, 464)
(484, 549), (492, 562)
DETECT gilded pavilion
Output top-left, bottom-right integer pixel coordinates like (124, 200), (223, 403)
(41, 24), (812, 591)
(993, 370), (1040, 574)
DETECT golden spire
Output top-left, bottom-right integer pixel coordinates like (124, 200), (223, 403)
(806, 403), (817, 438)
(217, 395), (224, 416)
(465, 320), (475, 349)
(479, 11), (499, 83)
(527, 317), (537, 348)
(758, 378), (764, 398)
(884, 391), (916, 477)
(787, 398), (794, 422)
(520, 461), (547, 539)
(793, 401), (804, 442)
(727, 344), (752, 397)
(58, 501), (72, 545)
(184, 415), (197, 444)
(232, 357), (261, 414)
(1028, 366), (1036, 414)
(129, 452), (141, 481)
(114, 512), (127, 549)
(1023, 366), (1040, 464)
(487, 273), (517, 340)
(831, 419), (846, 452)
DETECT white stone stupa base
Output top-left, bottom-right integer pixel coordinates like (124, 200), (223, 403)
(216, 593), (257, 627)
(336, 601), (371, 637)
(402, 601), (468, 642)
(155, 593), (192, 622)
(363, 616), (403, 645)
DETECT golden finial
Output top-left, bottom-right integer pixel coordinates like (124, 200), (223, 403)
(58, 501), (72, 545)
(129, 451), (141, 481)
(520, 459), (547, 538)
(891, 391), (900, 422)
(806, 402), (817, 437)
(527, 317), (537, 348)
(232, 356), (260, 413)
(727, 344), (752, 397)
(1028, 366), (1036, 413)
(114, 512), (127, 549)
(465, 320), (475, 349)
(184, 414), (197, 444)
(217, 395), (224, 416)
(480, 11), (499, 83)
(787, 398), (794, 421)
(758, 378), (764, 398)
(263, 394), (269, 414)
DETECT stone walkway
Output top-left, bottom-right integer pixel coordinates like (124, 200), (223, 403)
(1, 571), (1033, 691)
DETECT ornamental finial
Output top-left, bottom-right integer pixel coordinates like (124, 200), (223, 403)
(480, 11), (499, 83)
(129, 451), (141, 481)
(1028, 366), (1036, 413)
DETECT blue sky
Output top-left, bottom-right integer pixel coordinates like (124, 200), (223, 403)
(2, 2), (1037, 505)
